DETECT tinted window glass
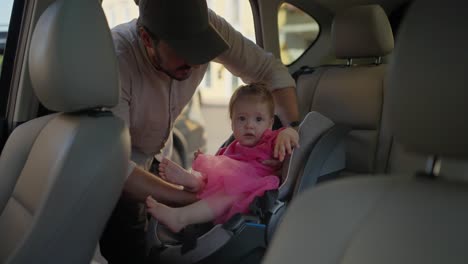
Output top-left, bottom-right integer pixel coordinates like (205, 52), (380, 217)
(0, 0), (15, 76)
(278, 2), (320, 65)
(202, 0), (255, 105)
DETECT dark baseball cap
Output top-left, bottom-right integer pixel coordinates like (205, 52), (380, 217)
(138, 0), (230, 65)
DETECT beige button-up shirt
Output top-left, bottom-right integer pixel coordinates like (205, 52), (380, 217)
(111, 10), (295, 174)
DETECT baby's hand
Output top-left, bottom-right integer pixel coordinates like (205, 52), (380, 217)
(274, 127), (300, 161)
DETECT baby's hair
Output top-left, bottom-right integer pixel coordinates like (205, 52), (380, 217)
(228, 82), (274, 119)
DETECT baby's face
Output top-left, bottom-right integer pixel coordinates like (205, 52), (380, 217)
(231, 99), (273, 147)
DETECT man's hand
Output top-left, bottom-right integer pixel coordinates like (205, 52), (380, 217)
(194, 149), (203, 160)
(274, 127), (300, 161)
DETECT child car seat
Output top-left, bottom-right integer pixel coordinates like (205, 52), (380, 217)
(146, 112), (348, 264)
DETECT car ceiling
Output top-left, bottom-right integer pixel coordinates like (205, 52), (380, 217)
(309, 0), (410, 13)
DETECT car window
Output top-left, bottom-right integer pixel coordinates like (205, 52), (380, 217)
(201, 0), (255, 105)
(0, 0), (27, 152)
(278, 2), (320, 65)
(102, 0), (139, 29)
(0, 0), (15, 76)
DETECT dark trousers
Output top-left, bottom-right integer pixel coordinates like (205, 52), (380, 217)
(100, 160), (160, 263)
(100, 196), (148, 264)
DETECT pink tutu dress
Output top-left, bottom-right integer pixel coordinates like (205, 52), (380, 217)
(192, 129), (283, 224)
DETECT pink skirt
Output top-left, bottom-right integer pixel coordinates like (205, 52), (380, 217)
(193, 154), (279, 224)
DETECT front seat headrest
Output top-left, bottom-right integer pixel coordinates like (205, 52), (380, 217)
(388, 0), (468, 158)
(332, 4), (394, 59)
(28, 0), (119, 112)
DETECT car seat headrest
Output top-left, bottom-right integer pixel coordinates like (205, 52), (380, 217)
(28, 0), (119, 112)
(332, 4), (394, 59)
(388, 0), (468, 159)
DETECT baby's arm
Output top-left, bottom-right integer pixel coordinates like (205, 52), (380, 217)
(274, 127), (300, 161)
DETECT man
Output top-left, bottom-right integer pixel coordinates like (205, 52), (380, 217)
(100, 0), (300, 263)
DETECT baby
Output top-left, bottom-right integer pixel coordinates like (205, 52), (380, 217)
(146, 82), (299, 232)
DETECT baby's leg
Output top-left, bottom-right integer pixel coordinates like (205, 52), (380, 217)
(158, 158), (204, 192)
(146, 194), (237, 233)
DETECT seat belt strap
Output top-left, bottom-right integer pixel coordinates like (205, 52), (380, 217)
(292, 65), (316, 81)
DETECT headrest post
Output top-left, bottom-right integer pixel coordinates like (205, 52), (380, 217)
(375, 57), (382, 65)
(425, 156), (441, 177)
(347, 58), (353, 67)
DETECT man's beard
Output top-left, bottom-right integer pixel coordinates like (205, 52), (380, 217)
(151, 46), (191, 81)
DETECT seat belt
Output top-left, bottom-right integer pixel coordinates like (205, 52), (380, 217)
(292, 64), (347, 81)
(292, 65), (317, 81)
(248, 190), (279, 222)
(295, 124), (351, 194)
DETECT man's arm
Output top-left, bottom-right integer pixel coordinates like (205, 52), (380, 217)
(123, 166), (198, 206)
(272, 86), (300, 126)
(209, 10), (300, 126)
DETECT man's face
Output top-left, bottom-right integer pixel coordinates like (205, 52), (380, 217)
(140, 28), (198, 81)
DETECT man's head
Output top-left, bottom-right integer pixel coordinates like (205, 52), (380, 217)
(137, 0), (229, 80)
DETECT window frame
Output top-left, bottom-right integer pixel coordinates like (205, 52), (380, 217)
(0, 0), (28, 151)
(0, 0), (26, 119)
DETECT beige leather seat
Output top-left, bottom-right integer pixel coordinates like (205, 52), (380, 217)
(296, 4), (394, 174)
(263, 0), (468, 263)
(0, 0), (130, 263)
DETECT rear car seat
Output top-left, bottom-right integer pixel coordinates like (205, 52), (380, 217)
(295, 4), (394, 175)
(146, 112), (344, 263)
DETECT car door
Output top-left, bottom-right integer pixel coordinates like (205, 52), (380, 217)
(0, 0), (23, 152)
(0, 0), (42, 154)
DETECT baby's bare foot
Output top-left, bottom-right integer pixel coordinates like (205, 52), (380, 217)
(146, 196), (185, 233)
(158, 158), (203, 192)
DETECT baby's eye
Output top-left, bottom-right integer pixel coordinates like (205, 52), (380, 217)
(256, 117), (263, 122)
(238, 116), (246, 121)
